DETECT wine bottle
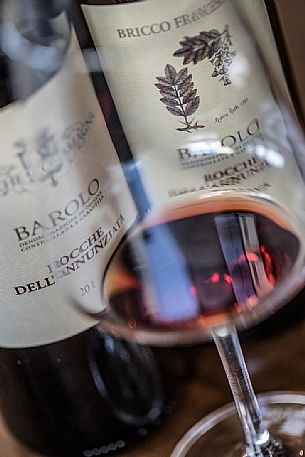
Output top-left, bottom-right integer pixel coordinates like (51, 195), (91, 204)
(0, 1), (181, 456)
(78, 0), (305, 340)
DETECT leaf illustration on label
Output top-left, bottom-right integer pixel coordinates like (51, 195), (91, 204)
(155, 65), (204, 133)
(173, 25), (236, 86)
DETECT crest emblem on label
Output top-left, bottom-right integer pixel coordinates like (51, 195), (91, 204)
(16, 129), (63, 187)
(0, 111), (95, 198)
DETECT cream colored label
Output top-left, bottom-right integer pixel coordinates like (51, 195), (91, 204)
(0, 32), (137, 347)
(82, 0), (305, 217)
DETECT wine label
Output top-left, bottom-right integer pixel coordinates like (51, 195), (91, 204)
(0, 32), (137, 347)
(82, 0), (305, 220)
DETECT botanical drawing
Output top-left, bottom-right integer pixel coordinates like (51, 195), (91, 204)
(155, 64), (204, 133)
(173, 25), (236, 86)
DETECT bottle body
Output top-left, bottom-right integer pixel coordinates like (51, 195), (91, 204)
(0, 2), (181, 455)
(0, 328), (179, 456)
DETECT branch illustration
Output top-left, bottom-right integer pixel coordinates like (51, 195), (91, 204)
(155, 65), (204, 133)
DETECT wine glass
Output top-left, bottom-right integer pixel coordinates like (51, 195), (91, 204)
(53, 1), (305, 456)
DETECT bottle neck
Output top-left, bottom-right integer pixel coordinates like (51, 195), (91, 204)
(0, 0), (71, 104)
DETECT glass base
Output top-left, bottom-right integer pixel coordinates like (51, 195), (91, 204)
(171, 392), (305, 457)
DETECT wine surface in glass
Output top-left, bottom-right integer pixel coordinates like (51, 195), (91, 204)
(103, 196), (301, 339)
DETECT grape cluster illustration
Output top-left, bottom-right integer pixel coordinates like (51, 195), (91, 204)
(173, 25), (236, 86)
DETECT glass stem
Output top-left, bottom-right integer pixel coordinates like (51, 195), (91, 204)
(212, 324), (270, 457)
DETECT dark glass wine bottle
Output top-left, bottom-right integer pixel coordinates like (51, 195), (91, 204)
(0, 1), (182, 456)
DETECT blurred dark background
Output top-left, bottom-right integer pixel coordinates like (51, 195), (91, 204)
(276, 0), (305, 113)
